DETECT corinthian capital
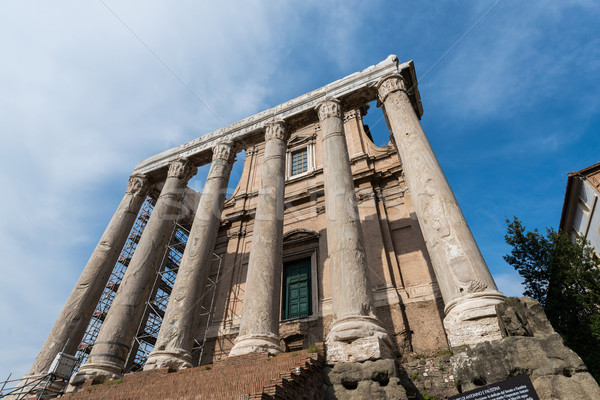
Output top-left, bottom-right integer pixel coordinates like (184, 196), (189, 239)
(168, 158), (197, 182)
(376, 74), (407, 103)
(126, 174), (150, 196)
(264, 120), (289, 142)
(315, 98), (342, 121)
(212, 141), (236, 163)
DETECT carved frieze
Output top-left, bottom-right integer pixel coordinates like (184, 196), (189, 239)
(377, 74), (407, 103)
(126, 174), (150, 196)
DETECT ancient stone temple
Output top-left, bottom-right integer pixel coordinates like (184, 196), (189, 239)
(17, 56), (599, 399)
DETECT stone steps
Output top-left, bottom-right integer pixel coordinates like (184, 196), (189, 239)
(62, 347), (325, 400)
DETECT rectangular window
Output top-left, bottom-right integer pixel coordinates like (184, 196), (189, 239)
(282, 258), (312, 320)
(290, 148), (308, 176)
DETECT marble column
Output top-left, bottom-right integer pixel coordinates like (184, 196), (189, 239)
(229, 121), (288, 357)
(317, 98), (393, 363)
(28, 174), (150, 376)
(144, 142), (235, 370)
(70, 158), (197, 385)
(377, 74), (505, 347)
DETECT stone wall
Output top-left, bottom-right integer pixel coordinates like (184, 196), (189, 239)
(323, 352), (457, 400)
(451, 297), (600, 400)
(323, 297), (600, 400)
(400, 352), (456, 399)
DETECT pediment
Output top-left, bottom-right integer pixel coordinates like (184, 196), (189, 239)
(288, 133), (315, 148)
(283, 228), (319, 242)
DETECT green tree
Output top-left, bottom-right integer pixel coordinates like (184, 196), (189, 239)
(504, 216), (600, 382)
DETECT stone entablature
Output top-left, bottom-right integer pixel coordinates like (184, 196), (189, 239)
(132, 55), (422, 177)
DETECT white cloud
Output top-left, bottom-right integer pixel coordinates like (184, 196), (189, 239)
(0, 0), (369, 381)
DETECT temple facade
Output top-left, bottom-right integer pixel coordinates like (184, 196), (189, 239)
(26, 56), (506, 388)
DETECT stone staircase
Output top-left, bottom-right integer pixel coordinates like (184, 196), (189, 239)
(62, 348), (325, 400)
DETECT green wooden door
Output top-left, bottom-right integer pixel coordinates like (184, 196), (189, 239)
(282, 258), (312, 320)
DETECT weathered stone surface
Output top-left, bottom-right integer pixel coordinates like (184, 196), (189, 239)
(452, 297), (600, 399)
(533, 373), (600, 400)
(443, 294), (504, 348)
(145, 142), (235, 371)
(452, 335), (586, 390)
(496, 296), (554, 338)
(229, 122), (288, 356)
(452, 334), (600, 399)
(399, 351), (457, 400)
(318, 98), (392, 363)
(325, 316), (394, 364)
(377, 73), (505, 347)
(70, 159), (196, 386)
(326, 334), (393, 364)
(325, 359), (408, 400)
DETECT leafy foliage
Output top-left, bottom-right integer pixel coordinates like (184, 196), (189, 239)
(504, 217), (600, 382)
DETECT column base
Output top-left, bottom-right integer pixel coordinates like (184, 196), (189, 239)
(228, 333), (283, 357)
(67, 362), (122, 392)
(325, 315), (394, 364)
(144, 349), (192, 371)
(443, 290), (506, 348)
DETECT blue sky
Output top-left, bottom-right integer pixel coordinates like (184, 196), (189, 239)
(1, 0), (599, 382)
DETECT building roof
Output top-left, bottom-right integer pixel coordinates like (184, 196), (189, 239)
(559, 162), (600, 232)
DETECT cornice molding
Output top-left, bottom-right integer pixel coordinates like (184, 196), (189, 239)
(133, 55), (420, 176)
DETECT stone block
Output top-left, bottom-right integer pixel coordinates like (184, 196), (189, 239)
(325, 359), (407, 400)
(496, 296), (555, 338)
(451, 297), (600, 399)
(533, 373), (600, 400)
(326, 335), (394, 364)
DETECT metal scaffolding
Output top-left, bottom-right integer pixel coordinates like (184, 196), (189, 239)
(1, 352), (77, 400)
(74, 197), (156, 369)
(0, 373), (64, 400)
(126, 221), (189, 372)
(28, 188), (235, 382)
(192, 252), (224, 364)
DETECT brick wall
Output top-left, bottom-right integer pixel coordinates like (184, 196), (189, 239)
(63, 348), (325, 400)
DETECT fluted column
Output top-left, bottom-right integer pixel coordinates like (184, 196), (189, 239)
(27, 174), (150, 376)
(317, 98), (393, 363)
(229, 121), (288, 357)
(70, 158), (197, 385)
(145, 142), (235, 370)
(377, 74), (505, 347)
